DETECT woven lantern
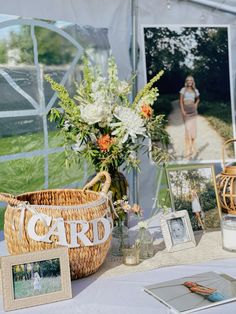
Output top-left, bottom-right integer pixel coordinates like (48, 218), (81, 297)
(216, 139), (236, 214)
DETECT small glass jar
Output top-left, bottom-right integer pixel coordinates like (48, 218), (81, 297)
(221, 215), (236, 252)
(111, 220), (129, 256)
(122, 246), (140, 265)
(136, 227), (154, 259)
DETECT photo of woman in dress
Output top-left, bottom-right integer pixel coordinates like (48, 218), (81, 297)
(179, 76), (200, 159)
(143, 26), (235, 162)
(191, 190), (205, 231)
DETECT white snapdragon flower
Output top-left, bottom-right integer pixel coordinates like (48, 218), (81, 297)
(111, 106), (146, 143)
(63, 120), (72, 130)
(138, 221), (148, 229)
(117, 81), (130, 95)
(73, 136), (86, 152)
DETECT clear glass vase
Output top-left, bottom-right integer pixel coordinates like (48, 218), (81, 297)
(136, 227), (154, 259)
(111, 220), (129, 256)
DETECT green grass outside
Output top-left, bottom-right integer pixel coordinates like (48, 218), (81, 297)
(13, 276), (61, 299)
(0, 131), (96, 230)
(0, 130), (64, 156)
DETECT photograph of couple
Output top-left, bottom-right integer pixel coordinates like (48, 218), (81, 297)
(143, 25), (235, 162)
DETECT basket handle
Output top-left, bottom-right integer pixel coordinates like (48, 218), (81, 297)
(222, 138), (236, 170)
(83, 171), (111, 194)
(0, 193), (22, 206)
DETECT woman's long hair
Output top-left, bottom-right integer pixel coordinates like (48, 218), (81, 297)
(184, 75), (197, 91)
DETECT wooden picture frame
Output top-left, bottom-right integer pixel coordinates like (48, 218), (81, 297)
(160, 210), (196, 252)
(1, 247), (72, 311)
(166, 163), (221, 232)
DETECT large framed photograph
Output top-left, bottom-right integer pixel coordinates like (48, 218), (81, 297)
(166, 164), (221, 232)
(160, 210), (196, 252)
(1, 247), (72, 311)
(142, 25), (235, 163)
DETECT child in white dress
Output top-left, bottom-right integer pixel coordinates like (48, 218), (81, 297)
(33, 272), (41, 294)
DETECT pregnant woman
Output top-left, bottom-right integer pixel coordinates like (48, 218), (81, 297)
(179, 76), (200, 158)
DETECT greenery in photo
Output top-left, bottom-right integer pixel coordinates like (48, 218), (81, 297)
(13, 276), (62, 299)
(167, 167), (220, 231)
(13, 259), (61, 299)
(144, 26), (233, 157)
(0, 131), (88, 231)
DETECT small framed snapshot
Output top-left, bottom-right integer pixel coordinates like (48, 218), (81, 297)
(166, 164), (221, 232)
(1, 247), (72, 311)
(160, 210), (196, 252)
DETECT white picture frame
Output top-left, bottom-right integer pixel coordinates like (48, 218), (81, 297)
(160, 210), (196, 252)
(1, 247), (72, 311)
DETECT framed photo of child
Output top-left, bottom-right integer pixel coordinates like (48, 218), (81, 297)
(160, 210), (196, 252)
(166, 164), (221, 232)
(1, 247), (72, 311)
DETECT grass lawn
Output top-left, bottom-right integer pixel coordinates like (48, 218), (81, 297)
(13, 276), (61, 299)
(0, 131), (95, 230)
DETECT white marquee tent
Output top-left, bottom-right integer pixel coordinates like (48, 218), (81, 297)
(0, 0), (235, 212)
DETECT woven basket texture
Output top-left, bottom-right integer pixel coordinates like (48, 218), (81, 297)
(2, 172), (112, 280)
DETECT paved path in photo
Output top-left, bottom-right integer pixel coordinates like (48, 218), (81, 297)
(166, 100), (230, 161)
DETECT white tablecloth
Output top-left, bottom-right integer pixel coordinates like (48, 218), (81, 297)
(1, 215), (236, 313)
(1, 231), (236, 314)
(1, 255), (236, 314)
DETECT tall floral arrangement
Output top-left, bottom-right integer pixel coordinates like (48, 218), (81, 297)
(45, 57), (169, 172)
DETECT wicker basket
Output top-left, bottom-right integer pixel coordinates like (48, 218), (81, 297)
(1, 171), (112, 280)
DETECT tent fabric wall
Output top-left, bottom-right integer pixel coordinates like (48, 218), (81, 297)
(0, 0), (132, 80)
(0, 0), (235, 211)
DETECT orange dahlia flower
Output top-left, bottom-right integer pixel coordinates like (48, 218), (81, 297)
(141, 104), (153, 119)
(97, 134), (114, 151)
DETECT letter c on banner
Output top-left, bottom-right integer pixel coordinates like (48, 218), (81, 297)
(27, 213), (52, 242)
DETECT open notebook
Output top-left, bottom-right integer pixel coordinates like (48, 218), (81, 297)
(144, 271), (236, 313)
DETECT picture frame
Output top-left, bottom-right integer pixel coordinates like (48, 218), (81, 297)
(166, 164), (221, 232)
(1, 247), (72, 311)
(142, 24), (235, 163)
(160, 210), (196, 252)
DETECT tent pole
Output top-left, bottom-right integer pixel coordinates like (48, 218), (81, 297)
(131, 0), (138, 204)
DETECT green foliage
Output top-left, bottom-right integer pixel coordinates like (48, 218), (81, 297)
(8, 25), (76, 65)
(39, 259), (60, 277)
(46, 57), (170, 172)
(0, 41), (7, 63)
(145, 27), (230, 102)
(133, 70), (164, 106)
(148, 115), (170, 163)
